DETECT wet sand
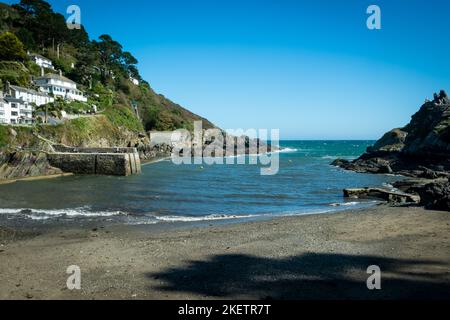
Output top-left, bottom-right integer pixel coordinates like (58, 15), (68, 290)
(0, 173), (74, 186)
(0, 205), (449, 300)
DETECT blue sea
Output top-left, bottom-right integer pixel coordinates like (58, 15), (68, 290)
(0, 141), (401, 226)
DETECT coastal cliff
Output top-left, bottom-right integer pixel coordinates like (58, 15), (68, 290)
(0, 1), (216, 180)
(333, 90), (450, 211)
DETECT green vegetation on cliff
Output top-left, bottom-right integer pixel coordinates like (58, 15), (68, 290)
(0, 114), (146, 151)
(0, 0), (214, 146)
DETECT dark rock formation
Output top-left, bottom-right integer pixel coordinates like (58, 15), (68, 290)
(344, 188), (421, 204)
(335, 90), (449, 176)
(367, 128), (408, 153)
(0, 151), (62, 180)
(333, 90), (450, 211)
(416, 179), (450, 211)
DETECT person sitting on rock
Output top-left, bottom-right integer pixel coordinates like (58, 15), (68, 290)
(439, 90), (449, 104)
(433, 93), (440, 104)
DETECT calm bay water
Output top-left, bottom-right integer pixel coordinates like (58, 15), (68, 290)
(0, 141), (401, 225)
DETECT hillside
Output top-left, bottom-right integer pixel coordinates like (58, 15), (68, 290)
(0, 0), (215, 135)
(0, 0), (218, 181)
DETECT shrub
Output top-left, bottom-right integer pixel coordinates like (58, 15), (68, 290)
(0, 32), (26, 61)
(105, 105), (143, 133)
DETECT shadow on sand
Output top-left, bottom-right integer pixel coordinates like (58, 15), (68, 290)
(147, 253), (450, 299)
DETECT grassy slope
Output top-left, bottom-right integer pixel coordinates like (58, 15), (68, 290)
(0, 113), (144, 151)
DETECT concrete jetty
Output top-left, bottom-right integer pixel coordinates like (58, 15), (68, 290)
(47, 145), (141, 176)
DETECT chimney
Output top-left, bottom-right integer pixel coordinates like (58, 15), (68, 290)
(59, 69), (63, 77)
(5, 81), (11, 96)
(41, 67), (45, 77)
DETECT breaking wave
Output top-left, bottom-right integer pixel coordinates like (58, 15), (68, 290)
(153, 213), (260, 222)
(0, 207), (123, 220)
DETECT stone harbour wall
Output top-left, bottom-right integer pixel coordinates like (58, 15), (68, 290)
(53, 145), (138, 154)
(47, 149), (141, 176)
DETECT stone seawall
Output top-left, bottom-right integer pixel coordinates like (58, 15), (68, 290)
(47, 147), (141, 176)
(53, 145), (137, 154)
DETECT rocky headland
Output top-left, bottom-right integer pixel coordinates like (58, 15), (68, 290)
(332, 90), (450, 211)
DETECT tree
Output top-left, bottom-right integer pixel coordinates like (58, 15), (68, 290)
(12, 0), (54, 48)
(0, 32), (26, 61)
(67, 43), (99, 86)
(12, 0), (52, 17)
(122, 51), (140, 79)
(35, 98), (65, 123)
(128, 65), (141, 80)
(0, 3), (21, 33)
(122, 51), (138, 66)
(12, 0), (88, 51)
(93, 35), (140, 84)
(94, 35), (123, 79)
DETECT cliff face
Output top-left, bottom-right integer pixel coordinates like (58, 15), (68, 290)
(335, 90), (450, 176)
(402, 95), (450, 158)
(0, 151), (63, 181)
(333, 90), (450, 211)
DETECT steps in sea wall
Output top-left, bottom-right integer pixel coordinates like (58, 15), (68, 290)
(47, 147), (141, 176)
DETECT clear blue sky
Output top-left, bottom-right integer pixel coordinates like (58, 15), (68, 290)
(6, 0), (450, 139)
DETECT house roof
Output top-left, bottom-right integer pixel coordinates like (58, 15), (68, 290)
(10, 85), (51, 98)
(29, 53), (52, 62)
(4, 96), (25, 104)
(35, 73), (76, 85)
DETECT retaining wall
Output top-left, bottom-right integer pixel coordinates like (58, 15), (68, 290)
(47, 146), (141, 176)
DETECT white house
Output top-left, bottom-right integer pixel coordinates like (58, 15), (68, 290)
(34, 73), (87, 102)
(0, 97), (8, 124)
(29, 54), (54, 70)
(9, 85), (54, 106)
(130, 77), (140, 86)
(0, 96), (31, 125)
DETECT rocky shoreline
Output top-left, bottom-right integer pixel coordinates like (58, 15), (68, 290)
(0, 126), (277, 181)
(332, 90), (450, 211)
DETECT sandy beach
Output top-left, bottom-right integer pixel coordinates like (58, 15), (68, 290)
(0, 205), (449, 300)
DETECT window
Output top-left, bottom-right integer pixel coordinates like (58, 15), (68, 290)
(12, 112), (18, 116)
(11, 103), (17, 108)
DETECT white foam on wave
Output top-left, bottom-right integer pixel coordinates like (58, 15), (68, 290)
(0, 207), (123, 220)
(222, 147), (298, 159)
(276, 147), (298, 153)
(153, 206), (352, 223)
(329, 201), (360, 207)
(126, 220), (159, 225)
(154, 213), (259, 222)
(329, 200), (380, 208)
(0, 208), (24, 214)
